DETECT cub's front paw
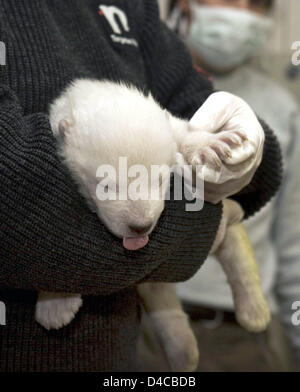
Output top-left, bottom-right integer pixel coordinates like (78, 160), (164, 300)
(35, 292), (83, 330)
(180, 129), (254, 182)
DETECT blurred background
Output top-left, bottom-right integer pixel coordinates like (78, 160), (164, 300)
(158, 0), (300, 102)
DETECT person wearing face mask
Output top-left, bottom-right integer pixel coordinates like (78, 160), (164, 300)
(170, 0), (300, 372)
(174, 0), (273, 73)
(138, 0), (300, 372)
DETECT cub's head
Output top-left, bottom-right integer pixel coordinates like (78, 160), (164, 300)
(50, 79), (179, 250)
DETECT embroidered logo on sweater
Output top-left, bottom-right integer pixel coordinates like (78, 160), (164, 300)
(98, 5), (138, 47)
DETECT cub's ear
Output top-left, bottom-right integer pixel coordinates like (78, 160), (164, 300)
(58, 119), (71, 140)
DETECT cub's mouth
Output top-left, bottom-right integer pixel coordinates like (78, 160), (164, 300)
(123, 236), (149, 251)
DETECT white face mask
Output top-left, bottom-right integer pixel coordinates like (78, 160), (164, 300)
(187, 4), (272, 71)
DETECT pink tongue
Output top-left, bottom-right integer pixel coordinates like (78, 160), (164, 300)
(123, 236), (149, 251)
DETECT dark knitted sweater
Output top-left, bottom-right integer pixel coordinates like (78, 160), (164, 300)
(0, 0), (282, 372)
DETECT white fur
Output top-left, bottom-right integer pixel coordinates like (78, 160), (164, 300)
(35, 292), (82, 331)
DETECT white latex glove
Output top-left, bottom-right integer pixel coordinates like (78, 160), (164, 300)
(181, 92), (265, 203)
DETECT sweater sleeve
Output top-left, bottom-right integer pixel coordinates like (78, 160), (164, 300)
(136, 0), (282, 220)
(0, 85), (221, 295)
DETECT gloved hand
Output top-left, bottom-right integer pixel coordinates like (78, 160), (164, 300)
(180, 91), (265, 204)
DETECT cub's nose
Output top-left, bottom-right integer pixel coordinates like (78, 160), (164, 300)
(128, 223), (153, 235)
